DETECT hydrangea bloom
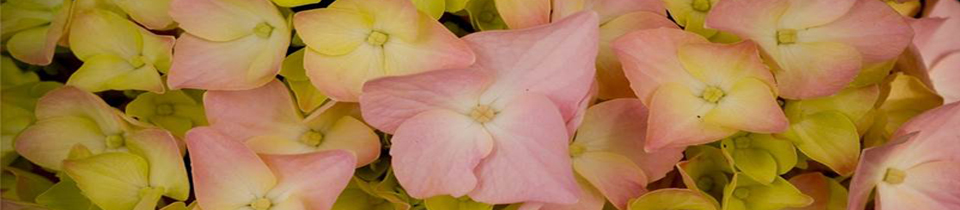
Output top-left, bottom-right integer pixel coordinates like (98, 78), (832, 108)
(360, 12), (598, 204)
(293, 0), (475, 102)
(848, 101), (960, 210)
(204, 80), (381, 167)
(167, 0), (291, 90)
(185, 127), (356, 210)
(614, 28), (787, 151)
(706, 0), (913, 99)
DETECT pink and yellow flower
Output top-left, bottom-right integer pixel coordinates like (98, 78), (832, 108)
(185, 127), (356, 210)
(614, 28), (787, 151)
(705, 0), (913, 99)
(293, 0), (475, 102)
(848, 101), (960, 210)
(167, 0), (290, 90)
(203, 80), (381, 167)
(359, 12), (599, 204)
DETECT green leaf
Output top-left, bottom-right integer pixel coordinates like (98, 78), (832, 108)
(412, 0), (446, 19)
(36, 176), (98, 210)
(63, 152), (150, 210)
(465, 0), (506, 31)
(720, 134), (797, 184)
(424, 195), (492, 210)
(721, 173), (812, 210)
(781, 111), (860, 176)
(628, 188), (719, 210)
(679, 146), (732, 201)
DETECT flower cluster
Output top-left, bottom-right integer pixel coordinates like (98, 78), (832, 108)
(1, 0), (958, 209)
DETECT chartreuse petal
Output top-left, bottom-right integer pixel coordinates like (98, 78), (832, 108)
(721, 174), (812, 210)
(159, 201), (197, 210)
(279, 49), (329, 113)
(1, 56), (39, 88)
(36, 176), (98, 210)
(886, 0), (921, 16)
(628, 188), (719, 210)
(849, 59), (896, 88)
(412, 0), (446, 19)
(125, 90), (207, 137)
(2, 81), (61, 165)
(272, 0), (322, 7)
(784, 85), (879, 134)
(66, 54), (164, 93)
(720, 134), (797, 184)
(63, 152), (153, 210)
(465, 0), (506, 31)
(425, 195), (492, 210)
(787, 173), (847, 210)
(678, 146), (733, 201)
(445, 0), (469, 12)
(781, 111), (860, 176)
(333, 175), (413, 210)
(864, 73), (943, 146)
(5, 167), (53, 202)
(0, 0), (55, 39)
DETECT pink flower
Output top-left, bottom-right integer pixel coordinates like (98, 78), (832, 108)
(614, 28), (787, 151)
(536, 99), (684, 210)
(167, 0), (290, 90)
(186, 127), (356, 210)
(910, 0), (960, 103)
(203, 80), (381, 167)
(848, 101), (960, 210)
(706, 0), (913, 99)
(359, 12), (599, 204)
(293, 0), (475, 102)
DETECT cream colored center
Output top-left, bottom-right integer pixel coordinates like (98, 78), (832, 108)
(470, 105), (496, 123)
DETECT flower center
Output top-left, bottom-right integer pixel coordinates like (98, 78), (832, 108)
(105, 134), (125, 149)
(299, 130), (324, 147)
(701, 86), (725, 103)
(696, 177), (714, 191)
(254, 22), (274, 38)
(156, 103), (174, 116)
(250, 198), (272, 210)
(883, 168), (905, 184)
(733, 188), (751, 199)
(470, 105), (496, 123)
(568, 144), (586, 157)
(366, 31), (389, 46)
(777, 29), (797, 45)
(734, 137), (751, 149)
(692, 0), (711, 12)
(129, 55), (146, 68)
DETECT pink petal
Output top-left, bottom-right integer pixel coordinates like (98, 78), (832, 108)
(875, 161), (960, 210)
(15, 116), (109, 170)
(574, 152), (648, 209)
(801, 0), (913, 64)
(469, 94), (579, 204)
(168, 0), (284, 41)
(34, 86), (124, 133)
(645, 83), (738, 151)
(185, 127), (276, 210)
(778, 0), (855, 29)
(771, 42), (862, 99)
(915, 0), (960, 66)
(536, 177), (607, 210)
(574, 99), (683, 182)
(596, 11), (678, 99)
(705, 0), (789, 43)
(676, 41), (777, 91)
(613, 27), (706, 104)
(495, 0), (551, 29)
(204, 80), (305, 142)
(260, 150), (356, 210)
(167, 32), (288, 90)
(464, 12), (599, 123)
(360, 68), (491, 133)
(929, 52), (960, 103)
(390, 109), (493, 198)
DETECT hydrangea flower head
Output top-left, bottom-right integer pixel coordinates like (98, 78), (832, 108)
(360, 12), (599, 204)
(614, 28), (787, 151)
